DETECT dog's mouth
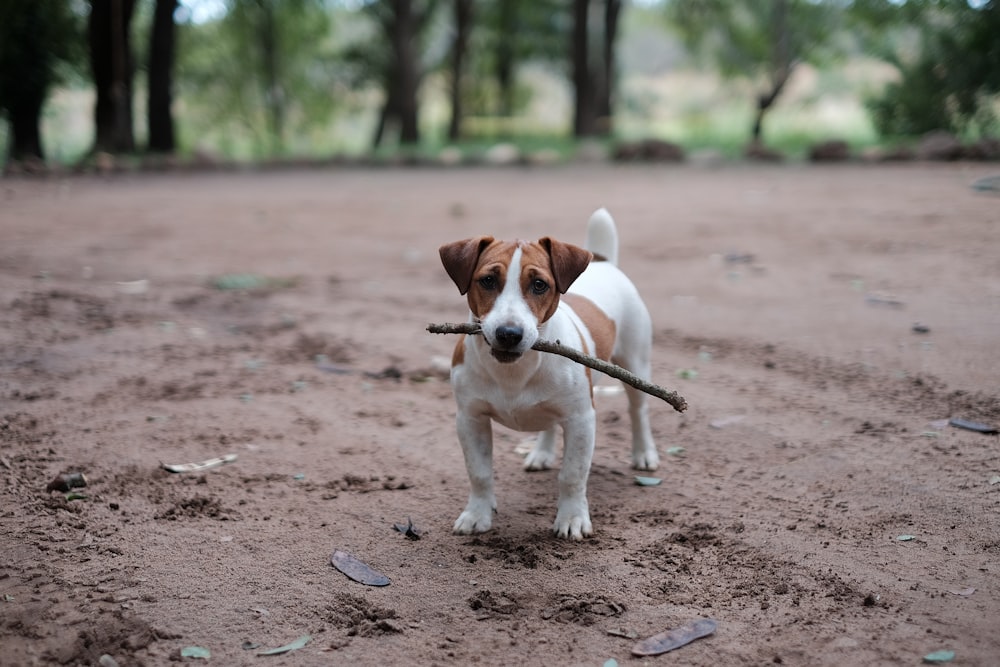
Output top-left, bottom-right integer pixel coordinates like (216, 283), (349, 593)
(490, 348), (522, 364)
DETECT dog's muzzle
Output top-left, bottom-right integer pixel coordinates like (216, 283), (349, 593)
(490, 325), (524, 363)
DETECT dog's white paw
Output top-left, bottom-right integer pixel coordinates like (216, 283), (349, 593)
(452, 499), (495, 534)
(524, 447), (556, 471)
(553, 502), (593, 540)
(632, 448), (660, 471)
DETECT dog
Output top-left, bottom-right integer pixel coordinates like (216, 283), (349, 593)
(438, 208), (658, 540)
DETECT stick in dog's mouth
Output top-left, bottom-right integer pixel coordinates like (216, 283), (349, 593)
(427, 321), (689, 413)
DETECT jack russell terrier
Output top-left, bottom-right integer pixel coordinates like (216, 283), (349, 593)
(438, 208), (658, 540)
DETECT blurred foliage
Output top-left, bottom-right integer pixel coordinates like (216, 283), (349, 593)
(858, 0), (1000, 137)
(3, 0), (999, 166)
(666, 0), (846, 142)
(177, 0), (338, 156)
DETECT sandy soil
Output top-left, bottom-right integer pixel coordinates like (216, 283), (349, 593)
(1, 163), (999, 666)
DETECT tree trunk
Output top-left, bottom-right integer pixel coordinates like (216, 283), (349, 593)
(447, 0), (473, 141)
(596, 0), (621, 135)
(752, 0), (792, 143)
(89, 0), (137, 153)
(147, 0), (177, 153)
(571, 0), (597, 137)
(7, 92), (46, 162)
(495, 0), (515, 119)
(257, 0), (284, 154)
(372, 91), (397, 149)
(392, 0), (421, 145)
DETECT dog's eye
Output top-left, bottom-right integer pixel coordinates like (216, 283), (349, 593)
(478, 275), (497, 290)
(530, 279), (549, 295)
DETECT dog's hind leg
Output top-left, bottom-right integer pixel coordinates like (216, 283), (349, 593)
(524, 428), (558, 470)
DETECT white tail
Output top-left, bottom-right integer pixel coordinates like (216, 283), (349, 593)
(585, 208), (619, 266)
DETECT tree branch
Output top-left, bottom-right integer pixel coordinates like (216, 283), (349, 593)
(427, 322), (688, 413)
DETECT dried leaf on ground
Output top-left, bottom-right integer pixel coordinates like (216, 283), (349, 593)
(330, 550), (391, 586)
(632, 618), (717, 656)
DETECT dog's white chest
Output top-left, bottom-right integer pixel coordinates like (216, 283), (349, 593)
(483, 396), (566, 432)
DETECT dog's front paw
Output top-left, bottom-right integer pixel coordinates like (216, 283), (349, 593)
(452, 499), (495, 534)
(552, 502), (593, 540)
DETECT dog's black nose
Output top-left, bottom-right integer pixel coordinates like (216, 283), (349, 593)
(494, 325), (523, 348)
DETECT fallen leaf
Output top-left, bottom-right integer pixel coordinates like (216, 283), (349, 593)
(392, 518), (422, 540)
(603, 660), (619, 667)
(632, 618), (717, 657)
(330, 550), (391, 586)
(923, 649), (955, 663)
(948, 417), (998, 435)
(947, 587), (975, 597)
(180, 646), (211, 659)
(896, 535), (915, 542)
(607, 628), (638, 639)
(666, 446), (686, 456)
(161, 454), (237, 473)
(988, 475), (1000, 486)
(634, 476), (662, 486)
(257, 635), (310, 656)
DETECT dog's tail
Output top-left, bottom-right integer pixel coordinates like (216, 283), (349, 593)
(585, 208), (619, 266)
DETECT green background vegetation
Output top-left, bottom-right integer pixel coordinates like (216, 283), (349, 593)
(1, 0), (998, 167)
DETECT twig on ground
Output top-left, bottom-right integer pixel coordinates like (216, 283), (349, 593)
(426, 322), (688, 413)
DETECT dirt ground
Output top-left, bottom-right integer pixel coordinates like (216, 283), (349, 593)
(1, 163), (999, 666)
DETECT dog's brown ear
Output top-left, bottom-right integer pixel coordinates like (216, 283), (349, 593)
(439, 236), (495, 295)
(539, 237), (593, 294)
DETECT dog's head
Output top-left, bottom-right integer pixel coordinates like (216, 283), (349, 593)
(439, 237), (592, 363)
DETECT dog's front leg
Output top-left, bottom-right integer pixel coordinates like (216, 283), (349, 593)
(553, 410), (596, 540)
(453, 411), (497, 534)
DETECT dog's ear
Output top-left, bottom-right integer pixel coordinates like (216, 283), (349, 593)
(439, 236), (495, 295)
(538, 237), (593, 294)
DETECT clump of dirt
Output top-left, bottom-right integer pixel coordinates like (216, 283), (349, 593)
(468, 589), (520, 617)
(540, 594), (626, 624)
(155, 494), (233, 520)
(324, 592), (402, 636)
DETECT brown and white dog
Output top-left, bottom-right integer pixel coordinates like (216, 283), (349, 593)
(438, 208), (658, 540)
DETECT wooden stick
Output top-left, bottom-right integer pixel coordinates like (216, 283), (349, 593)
(426, 322), (688, 413)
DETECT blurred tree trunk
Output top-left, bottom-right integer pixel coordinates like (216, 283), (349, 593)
(7, 93), (46, 163)
(751, 0), (792, 143)
(372, 0), (433, 148)
(447, 0), (474, 141)
(256, 0), (285, 153)
(596, 0), (621, 134)
(90, 0), (137, 153)
(571, 0), (597, 137)
(495, 0), (515, 119)
(147, 0), (177, 153)
(572, 0), (621, 138)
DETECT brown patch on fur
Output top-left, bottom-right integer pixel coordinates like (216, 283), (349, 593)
(562, 293), (616, 361)
(538, 237), (593, 293)
(464, 241), (517, 320)
(516, 241), (564, 324)
(439, 236), (496, 295)
(452, 334), (466, 367)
